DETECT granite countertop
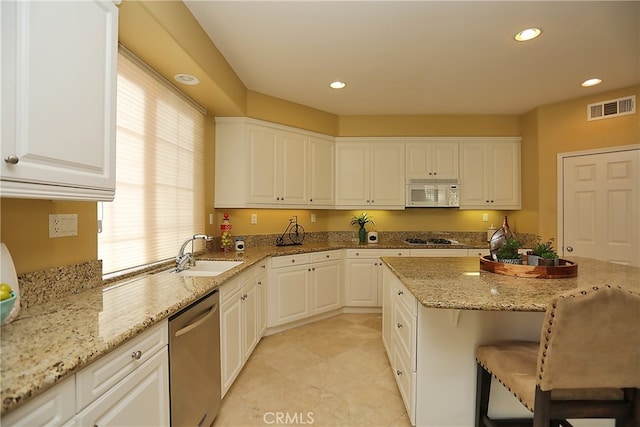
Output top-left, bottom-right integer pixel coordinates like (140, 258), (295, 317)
(0, 240), (425, 414)
(381, 256), (640, 311)
(5, 240), (636, 415)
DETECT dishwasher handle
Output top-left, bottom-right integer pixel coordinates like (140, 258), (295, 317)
(174, 303), (218, 338)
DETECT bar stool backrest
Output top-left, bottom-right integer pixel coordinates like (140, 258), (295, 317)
(537, 285), (640, 391)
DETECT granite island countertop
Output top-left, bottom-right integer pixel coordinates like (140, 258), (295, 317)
(381, 256), (640, 311)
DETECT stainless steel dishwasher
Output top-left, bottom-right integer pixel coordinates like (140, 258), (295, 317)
(169, 291), (221, 427)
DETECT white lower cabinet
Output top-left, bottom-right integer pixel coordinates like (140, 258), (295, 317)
(269, 251), (342, 327)
(220, 263), (267, 397)
(383, 268), (418, 425)
(3, 321), (169, 427)
(344, 249), (409, 307)
(73, 347), (169, 427)
(1, 376), (76, 427)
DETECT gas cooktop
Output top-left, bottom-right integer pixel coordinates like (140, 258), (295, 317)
(404, 238), (459, 245)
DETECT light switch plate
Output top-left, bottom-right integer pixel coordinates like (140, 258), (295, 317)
(251, 214), (258, 224)
(49, 214), (78, 238)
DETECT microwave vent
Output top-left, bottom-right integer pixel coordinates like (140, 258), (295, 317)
(587, 95), (635, 121)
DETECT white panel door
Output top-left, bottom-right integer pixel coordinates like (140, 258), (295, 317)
(562, 149), (639, 266)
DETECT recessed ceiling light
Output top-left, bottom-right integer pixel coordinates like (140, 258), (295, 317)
(581, 78), (603, 87)
(330, 81), (346, 89)
(514, 28), (541, 42)
(174, 74), (200, 85)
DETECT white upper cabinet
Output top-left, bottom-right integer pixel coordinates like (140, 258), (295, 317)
(335, 139), (405, 209)
(1, 0), (118, 201)
(459, 138), (521, 209)
(406, 140), (459, 180)
(245, 124), (308, 205)
(215, 118), (334, 208)
(308, 136), (335, 207)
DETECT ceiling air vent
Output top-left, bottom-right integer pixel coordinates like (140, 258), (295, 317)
(587, 95), (636, 121)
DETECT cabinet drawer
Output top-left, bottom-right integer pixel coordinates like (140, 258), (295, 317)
(393, 301), (417, 370)
(2, 375), (76, 427)
(220, 275), (244, 300)
(393, 280), (418, 317)
(76, 320), (168, 411)
(392, 336), (416, 425)
(345, 249), (409, 259)
(74, 347), (169, 427)
(310, 250), (341, 263)
(271, 253), (311, 268)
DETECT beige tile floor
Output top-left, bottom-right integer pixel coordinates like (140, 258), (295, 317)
(213, 313), (412, 427)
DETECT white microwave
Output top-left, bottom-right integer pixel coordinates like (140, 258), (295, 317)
(406, 179), (460, 207)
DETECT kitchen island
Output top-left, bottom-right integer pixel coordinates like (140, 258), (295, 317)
(380, 256), (639, 427)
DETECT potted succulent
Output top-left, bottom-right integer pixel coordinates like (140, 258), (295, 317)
(527, 237), (559, 266)
(495, 237), (523, 264)
(350, 212), (375, 244)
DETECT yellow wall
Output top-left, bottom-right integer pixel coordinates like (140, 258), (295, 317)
(524, 85), (640, 239)
(0, 199), (97, 273)
(338, 115), (521, 136)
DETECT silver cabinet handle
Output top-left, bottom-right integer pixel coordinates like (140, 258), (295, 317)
(397, 290), (403, 296)
(4, 155), (19, 164)
(131, 350), (142, 360)
(397, 323), (403, 328)
(396, 369), (403, 376)
(567, 246), (574, 252)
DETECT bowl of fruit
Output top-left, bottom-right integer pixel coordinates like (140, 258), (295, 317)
(0, 283), (16, 325)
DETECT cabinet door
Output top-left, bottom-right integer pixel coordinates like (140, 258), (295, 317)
(0, 0), (117, 201)
(220, 294), (243, 396)
(459, 140), (521, 209)
(335, 143), (369, 206)
(406, 141), (458, 180)
(459, 142), (489, 207)
(370, 142), (405, 207)
(242, 281), (259, 361)
(246, 125), (278, 203)
(488, 142), (521, 208)
(74, 347), (169, 427)
(269, 265), (310, 326)
(256, 268), (268, 337)
(280, 130), (308, 204)
(431, 141), (459, 179)
(345, 258), (379, 306)
(308, 136), (335, 206)
(311, 260), (341, 314)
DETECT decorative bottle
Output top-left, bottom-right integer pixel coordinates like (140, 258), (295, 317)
(501, 215), (516, 240)
(220, 213), (233, 252)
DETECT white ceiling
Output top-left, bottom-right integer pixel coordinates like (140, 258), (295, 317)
(184, 1), (640, 116)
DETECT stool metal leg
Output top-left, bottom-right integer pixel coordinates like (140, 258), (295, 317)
(476, 362), (492, 427)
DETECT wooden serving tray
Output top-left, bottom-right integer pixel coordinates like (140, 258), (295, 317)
(479, 256), (578, 279)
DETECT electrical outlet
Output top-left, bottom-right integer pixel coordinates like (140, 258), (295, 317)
(209, 213), (214, 225)
(482, 213), (489, 222)
(311, 214), (317, 223)
(251, 214), (258, 224)
(49, 214), (78, 238)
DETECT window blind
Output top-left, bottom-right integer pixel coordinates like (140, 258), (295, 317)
(99, 48), (206, 276)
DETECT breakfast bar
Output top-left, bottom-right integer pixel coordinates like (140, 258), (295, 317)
(380, 256), (640, 427)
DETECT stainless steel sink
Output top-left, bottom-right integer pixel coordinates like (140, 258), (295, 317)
(176, 260), (244, 277)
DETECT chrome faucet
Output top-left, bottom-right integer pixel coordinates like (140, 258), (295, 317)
(176, 234), (213, 272)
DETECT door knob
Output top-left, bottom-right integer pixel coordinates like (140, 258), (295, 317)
(566, 246), (574, 252)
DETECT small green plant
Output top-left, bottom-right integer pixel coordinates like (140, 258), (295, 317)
(496, 237), (523, 260)
(350, 212), (375, 228)
(530, 237), (558, 259)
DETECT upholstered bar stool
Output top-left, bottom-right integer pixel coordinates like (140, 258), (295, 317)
(475, 285), (640, 427)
